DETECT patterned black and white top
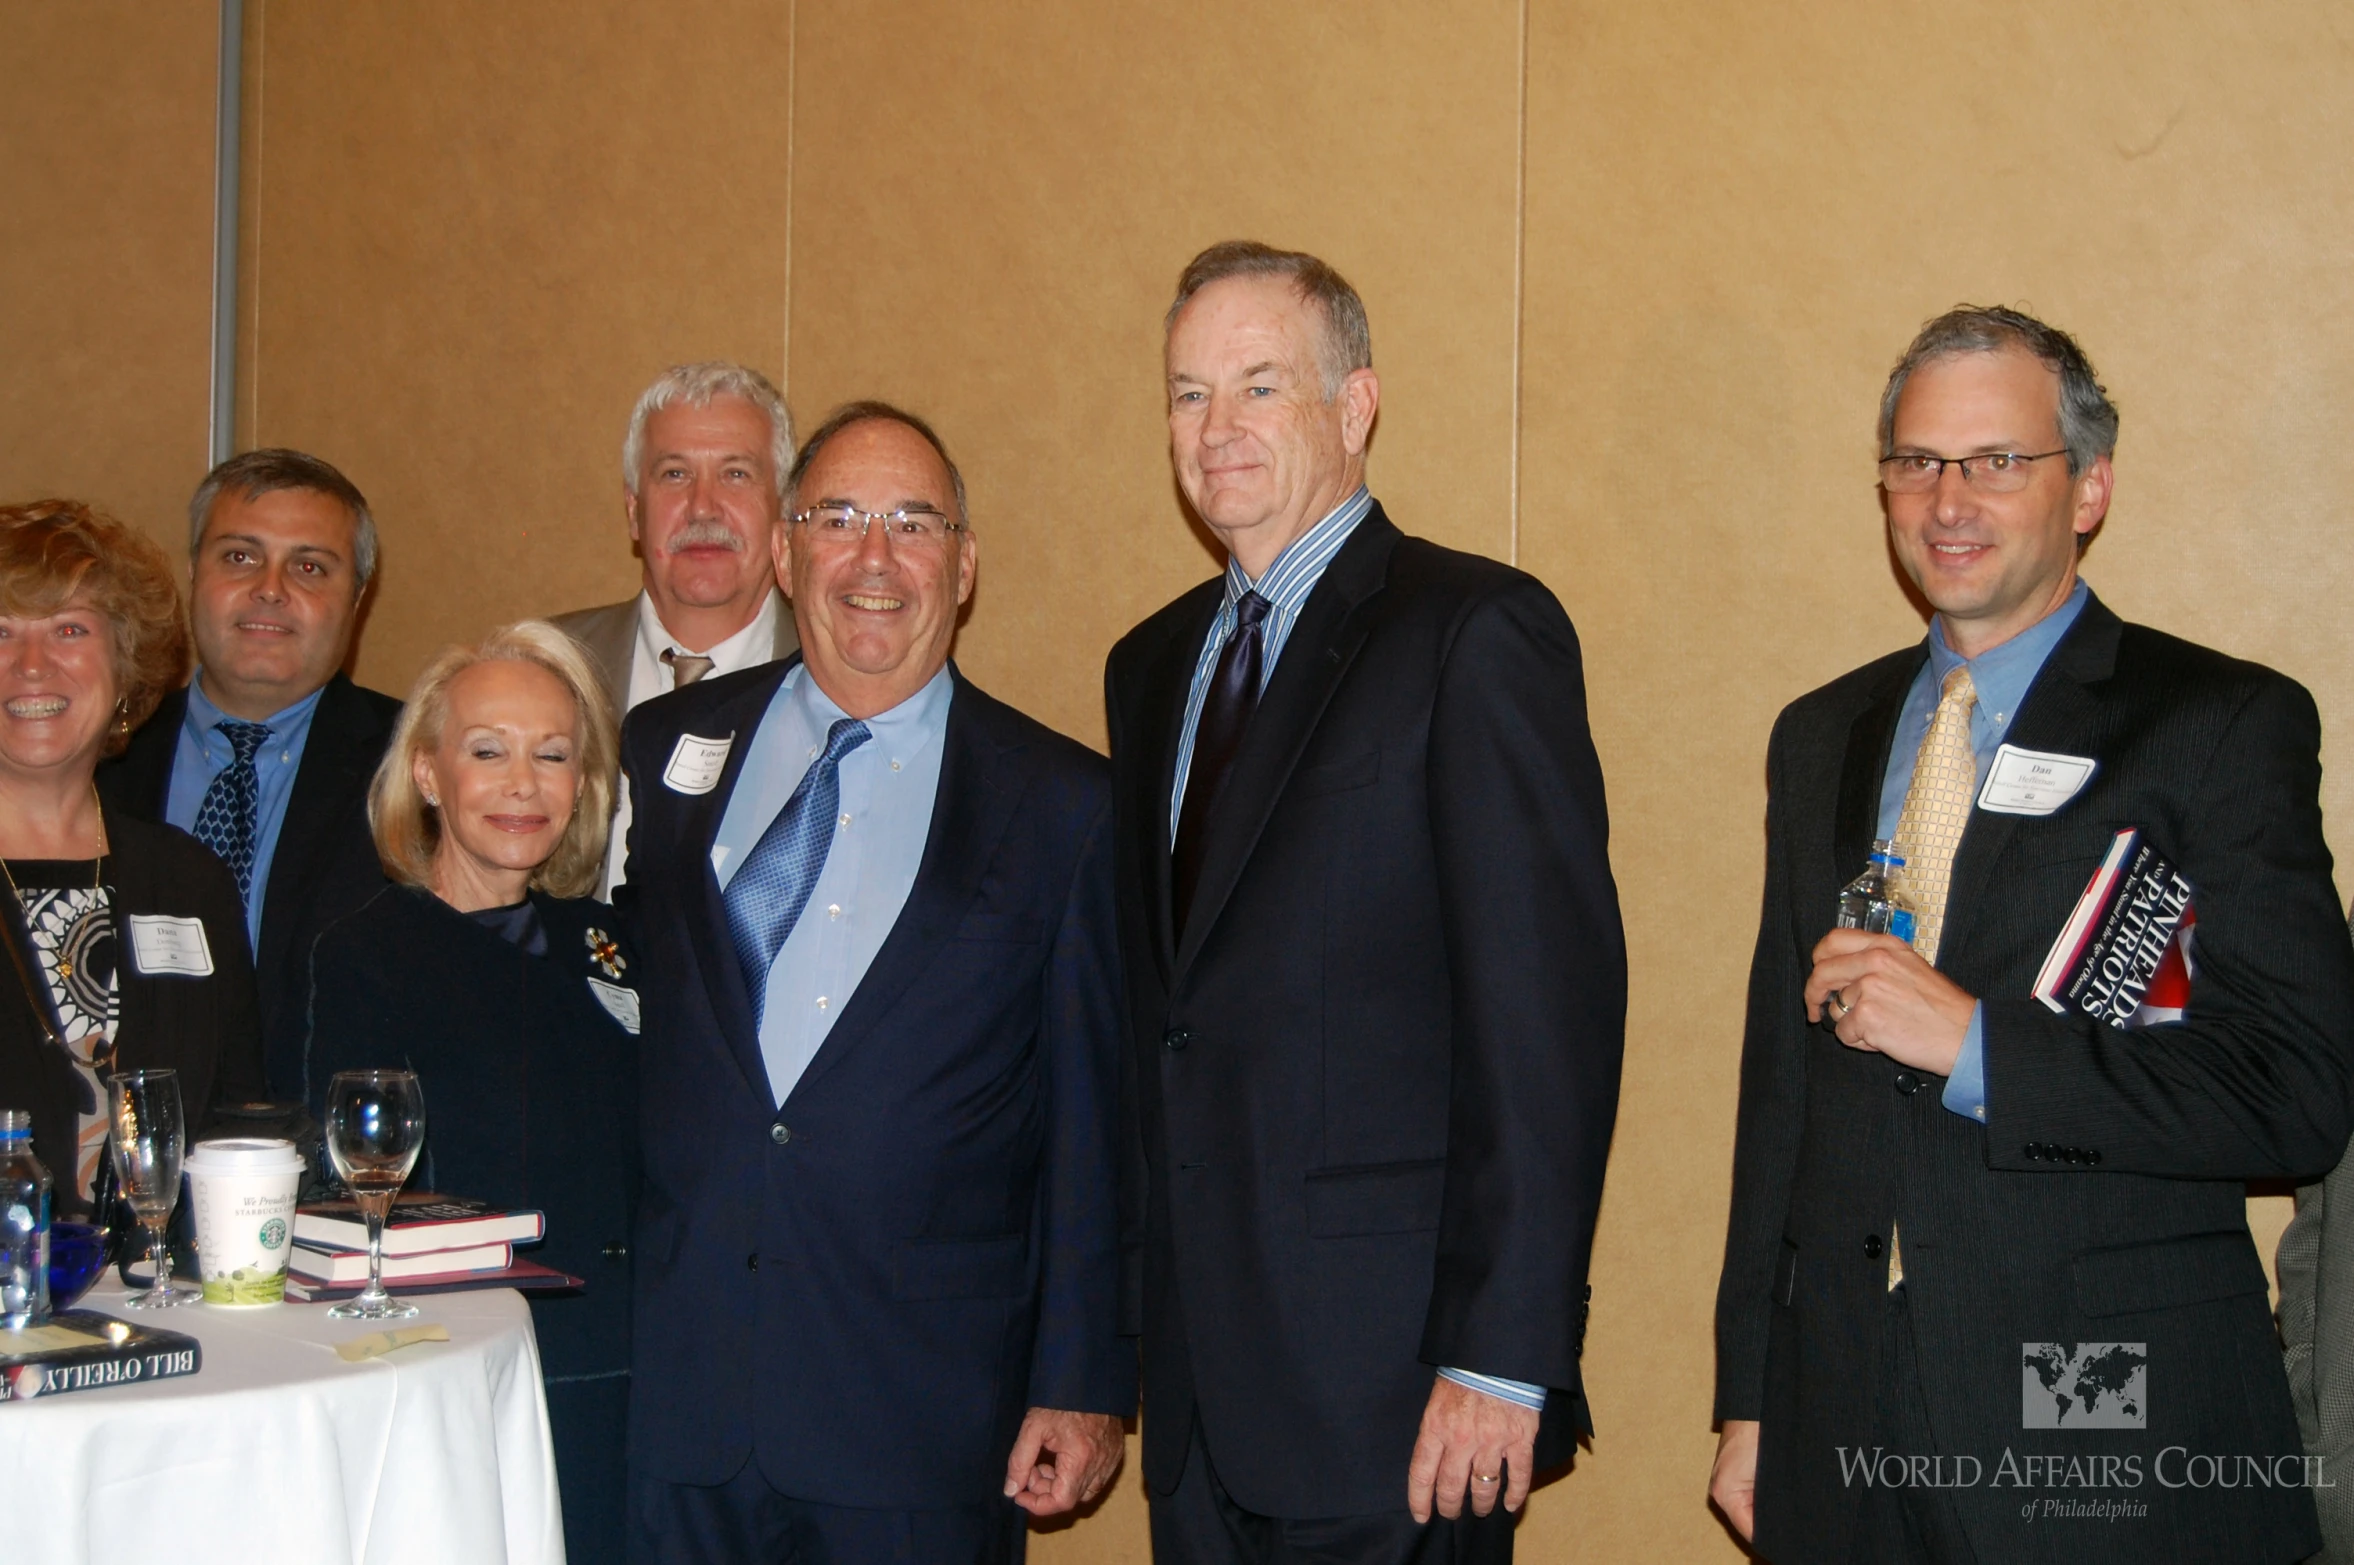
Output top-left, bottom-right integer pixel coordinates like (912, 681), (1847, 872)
(7, 860), (118, 1198)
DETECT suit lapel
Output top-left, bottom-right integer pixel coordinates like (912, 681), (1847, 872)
(678, 662), (795, 1107)
(1172, 511), (1399, 983)
(1834, 652), (1921, 888)
(1141, 588), (1224, 984)
(257, 676), (387, 973)
(788, 667), (1023, 1101)
(1939, 597), (2121, 970)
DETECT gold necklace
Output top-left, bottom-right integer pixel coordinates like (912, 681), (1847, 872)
(0, 788), (110, 980)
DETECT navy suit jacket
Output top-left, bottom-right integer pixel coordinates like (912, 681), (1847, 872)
(617, 657), (1132, 1509)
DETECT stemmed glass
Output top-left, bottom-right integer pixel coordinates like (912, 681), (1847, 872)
(110, 1069), (199, 1308)
(322, 1070), (427, 1321)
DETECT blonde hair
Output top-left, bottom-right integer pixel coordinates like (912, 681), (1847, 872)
(370, 620), (618, 900)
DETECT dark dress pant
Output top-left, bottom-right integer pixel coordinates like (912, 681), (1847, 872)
(1844, 1287), (1978, 1565)
(1150, 1411), (1515, 1565)
(549, 1372), (631, 1565)
(628, 1455), (1026, 1565)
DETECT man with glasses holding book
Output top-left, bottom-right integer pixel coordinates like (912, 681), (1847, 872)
(618, 402), (1128, 1563)
(1710, 306), (2354, 1564)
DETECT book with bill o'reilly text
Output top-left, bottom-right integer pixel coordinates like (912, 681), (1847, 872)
(0, 1310), (202, 1401)
(2032, 827), (2196, 1027)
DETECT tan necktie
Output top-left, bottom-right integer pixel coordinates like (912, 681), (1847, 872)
(1882, 664), (1978, 1290)
(662, 648), (715, 687)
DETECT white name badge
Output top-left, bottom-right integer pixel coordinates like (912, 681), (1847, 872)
(1977, 744), (2099, 816)
(663, 733), (733, 795)
(585, 978), (641, 1034)
(127, 915), (214, 977)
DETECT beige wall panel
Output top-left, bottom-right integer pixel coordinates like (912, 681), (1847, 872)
(0, 3), (217, 552)
(786, 0), (1523, 750)
(1519, 2), (2354, 1557)
(241, 0), (794, 696)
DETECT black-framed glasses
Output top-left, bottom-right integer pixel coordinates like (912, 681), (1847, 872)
(789, 504), (966, 546)
(1878, 449), (2069, 494)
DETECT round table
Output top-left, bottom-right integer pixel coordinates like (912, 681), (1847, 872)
(0, 1278), (564, 1564)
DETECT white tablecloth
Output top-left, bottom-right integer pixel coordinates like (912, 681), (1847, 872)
(0, 1278), (564, 1565)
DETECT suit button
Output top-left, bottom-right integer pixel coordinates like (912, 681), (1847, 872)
(1163, 1028), (1192, 1051)
(1863, 1234), (1885, 1260)
(2025, 1143), (2044, 1160)
(770, 1123), (792, 1145)
(747, 1253), (760, 1271)
(1892, 1070), (1919, 1095)
(2088, 1149), (2102, 1165)
(601, 1241), (628, 1263)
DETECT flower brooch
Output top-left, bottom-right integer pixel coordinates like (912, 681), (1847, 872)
(585, 927), (626, 980)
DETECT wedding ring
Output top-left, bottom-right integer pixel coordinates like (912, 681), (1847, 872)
(1474, 1473), (1500, 1484)
(1829, 991), (1851, 1020)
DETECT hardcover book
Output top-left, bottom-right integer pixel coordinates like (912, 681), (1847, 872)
(289, 1239), (516, 1285)
(293, 1194), (547, 1256)
(0, 1310), (201, 1401)
(283, 1257), (584, 1303)
(2032, 828), (2196, 1026)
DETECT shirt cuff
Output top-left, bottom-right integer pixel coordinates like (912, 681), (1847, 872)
(1439, 1367), (1547, 1411)
(1940, 1003), (1988, 1124)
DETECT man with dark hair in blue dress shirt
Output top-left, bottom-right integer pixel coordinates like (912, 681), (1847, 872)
(619, 402), (1130, 1564)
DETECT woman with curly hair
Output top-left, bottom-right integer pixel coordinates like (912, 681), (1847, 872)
(0, 500), (265, 1218)
(303, 619), (637, 1565)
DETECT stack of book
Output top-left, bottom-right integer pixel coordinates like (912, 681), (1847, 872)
(285, 1194), (579, 1303)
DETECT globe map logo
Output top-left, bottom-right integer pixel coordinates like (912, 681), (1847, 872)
(2022, 1342), (2147, 1429)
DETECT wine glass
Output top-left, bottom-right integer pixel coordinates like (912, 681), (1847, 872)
(323, 1070), (426, 1320)
(110, 1070), (199, 1308)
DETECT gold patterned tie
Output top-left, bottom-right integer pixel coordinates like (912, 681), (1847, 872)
(1883, 665), (1977, 1290)
(661, 648), (716, 687)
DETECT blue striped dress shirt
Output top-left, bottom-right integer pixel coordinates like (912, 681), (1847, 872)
(1166, 486), (1547, 1414)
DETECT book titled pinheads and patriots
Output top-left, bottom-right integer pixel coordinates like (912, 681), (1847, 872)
(284, 1194), (581, 1303)
(2032, 828), (2195, 1026)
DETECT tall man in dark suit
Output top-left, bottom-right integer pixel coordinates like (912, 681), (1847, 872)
(553, 362), (801, 897)
(1710, 306), (2354, 1564)
(1106, 241), (1626, 1563)
(99, 448), (400, 1101)
(620, 402), (1130, 1562)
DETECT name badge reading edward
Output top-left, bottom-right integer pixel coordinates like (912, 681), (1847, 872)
(664, 733), (733, 795)
(127, 915), (214, 977)
(585, 978), (641, 1034)
(1977, 744), (2098, 817)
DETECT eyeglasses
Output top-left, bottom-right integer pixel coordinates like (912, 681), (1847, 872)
(1878, 450), (2069, 494)
(789, 504), (966, 547)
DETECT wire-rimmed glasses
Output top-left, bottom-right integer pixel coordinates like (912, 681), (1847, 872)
(789, 504), (967, 548)
(1878, 449), (2070, 494)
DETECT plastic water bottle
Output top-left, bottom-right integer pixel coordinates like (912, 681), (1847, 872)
(1837, 841), (1918, 946)
(0, 1110), (51, 1330)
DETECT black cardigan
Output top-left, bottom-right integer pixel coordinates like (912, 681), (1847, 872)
(301, 883), (640, 1381)
(0, 808), (267, 1216)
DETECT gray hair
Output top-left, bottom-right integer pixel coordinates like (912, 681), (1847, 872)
(188, 448), (378, 590)
(621, 362), (795, 503)
(1165, 240), (1373, 399)
(1879, 305), (2119, 475)
(790, 401), (971, 528)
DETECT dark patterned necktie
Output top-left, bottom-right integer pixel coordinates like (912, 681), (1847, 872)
(190, 719), (273, 906)
(723, 718), (872, 1018)
(1172, 591), (1272, 934)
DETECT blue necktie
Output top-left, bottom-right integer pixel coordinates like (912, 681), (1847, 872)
(190, 719), (273, 906)
(724, 718), (872, 1019)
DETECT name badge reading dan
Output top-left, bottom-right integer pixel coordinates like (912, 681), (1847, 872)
(127, 915), (214, 977)
(664, 733), (733, 795)
(1977, 744), (2099, 817)
(585, 978), (641, 1034)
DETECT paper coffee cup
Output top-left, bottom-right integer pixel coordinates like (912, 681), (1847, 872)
(185, 1138), (304, 1305)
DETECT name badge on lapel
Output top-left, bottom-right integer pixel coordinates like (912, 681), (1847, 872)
(1977, 744), (2098, 817)
(127, 915), (214, 977)
(585, 978), (641, 1034)
(664, 733), (733, 795)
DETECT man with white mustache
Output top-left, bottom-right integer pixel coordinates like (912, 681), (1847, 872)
(553, 361), (801, 895)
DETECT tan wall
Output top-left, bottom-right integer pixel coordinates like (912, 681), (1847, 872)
(12, 2), (2354, 1558)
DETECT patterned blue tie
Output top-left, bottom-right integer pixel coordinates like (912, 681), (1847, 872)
(723, 718), (872, 1019)
(190, 719), (273, 906)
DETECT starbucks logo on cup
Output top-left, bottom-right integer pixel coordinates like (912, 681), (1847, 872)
(258, 1218), (287, 1251)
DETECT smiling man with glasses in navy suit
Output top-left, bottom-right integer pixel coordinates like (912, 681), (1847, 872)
(617, 401), (1130, 1564)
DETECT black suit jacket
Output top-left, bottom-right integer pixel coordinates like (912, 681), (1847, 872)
(0, 809), (266, 1216)
(617, 658), (1131, 1510)
(98, 674), (402, 1101)
(304, 883), (639, 1565)
(1716, 595), (2354, 1565)
(1104, 506), (1627, 1518)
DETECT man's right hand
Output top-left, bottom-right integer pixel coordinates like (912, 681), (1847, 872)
(1710, 1419), (1760, 1540)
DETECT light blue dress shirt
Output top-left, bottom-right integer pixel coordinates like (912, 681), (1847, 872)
(711, 663), (952, 1108)
(165, 676), (327, 951)
(1167, 486), (1546, 1413)
(1874, 578), (2090, 1124)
